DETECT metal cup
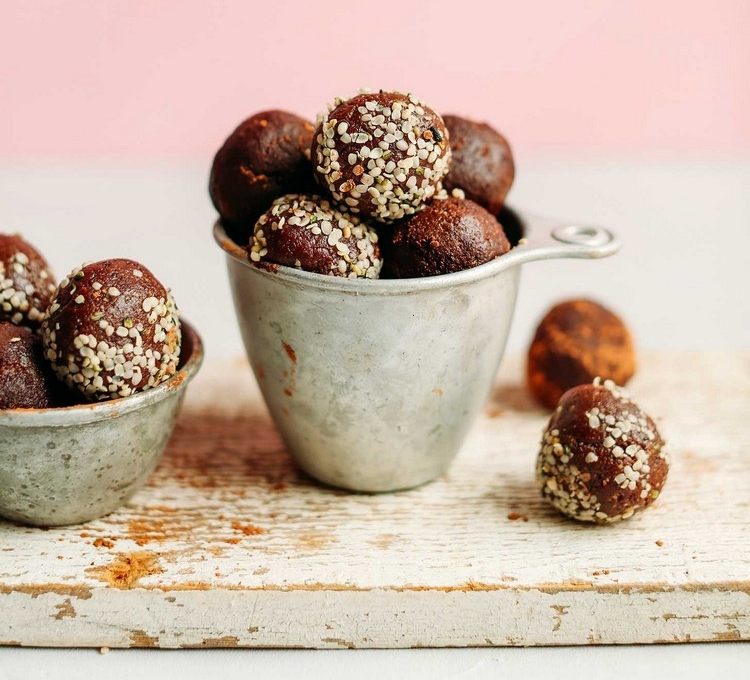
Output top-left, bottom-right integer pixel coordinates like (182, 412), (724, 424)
(0, 321), (204, 526)
(214, 210), (619, 492)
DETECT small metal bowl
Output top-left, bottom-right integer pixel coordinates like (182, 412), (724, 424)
(214, 209), (619, 493)
(0, 321), (204, 526)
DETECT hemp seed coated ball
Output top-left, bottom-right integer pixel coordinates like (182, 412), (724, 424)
(312, 91), (451, 222)
(41, 260), (181, 401)
(249, 194), (382, 279)
(536, 380), (669, 523)
(386, 197), (511, 278)
(527, 299), (636, 409)
(210, 110), (316, 237)
(0, 234), (56, 329)
(442, 114), (515, 214)
(0, 323), (60, 409)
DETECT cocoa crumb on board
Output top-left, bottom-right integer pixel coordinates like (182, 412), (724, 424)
(87, 552), (162, 589)
(231, 521), (266, 536)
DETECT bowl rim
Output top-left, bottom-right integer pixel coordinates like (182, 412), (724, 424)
(0, 319), (204, 427)
(213, 206), (619, 295)
(213, 210), (536, 295)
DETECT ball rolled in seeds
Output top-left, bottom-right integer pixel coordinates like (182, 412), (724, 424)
(41, 259), (181, 401)
(385, 197), (511, 278)
(249, 194), (382, 279)
(0, 323), (61, 409)
(0, 234), (56, 329)
(536, 380), (669, 523)
(210, 110), (316, 238)
(442, 114), (515, 214)
(312, 91), (451, 223)
(527, 299), (636, 410)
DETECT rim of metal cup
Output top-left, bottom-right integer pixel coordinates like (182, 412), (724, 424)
(212, 206), (620, 296)
(0, 319), (204, 427)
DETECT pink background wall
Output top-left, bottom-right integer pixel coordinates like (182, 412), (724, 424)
(1, 0), (748, 160)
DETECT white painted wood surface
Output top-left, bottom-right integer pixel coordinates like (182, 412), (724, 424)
(0, 352), (748, 648)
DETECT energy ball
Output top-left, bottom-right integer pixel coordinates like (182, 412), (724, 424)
(41, 260), (181, 401)
(210, 110), (316, 236)
(249, 194), (382, 279)
(442, 114), (515, 214)
(0, 234), (56, 329)
(536, 380), (669, 523)
(386, 197), (511, 278)
(312, 91), (451, 222)
(527, 299), (636, 409)
(0, 323), (60, 409)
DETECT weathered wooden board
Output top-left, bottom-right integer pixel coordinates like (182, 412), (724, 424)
(0, 352), (748, 648)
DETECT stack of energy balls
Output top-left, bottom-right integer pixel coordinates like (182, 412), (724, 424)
(209, 90), (516, 279)
(209, 90), (670, 525)
(0, 233), (181, 410)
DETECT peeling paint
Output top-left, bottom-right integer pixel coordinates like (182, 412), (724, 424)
(129, 629), (159, 647)
(0, 584), (93, 600)
(53, 598), (76, 620)
(321, 637), (355, 649)
(182, 636), (239, 648)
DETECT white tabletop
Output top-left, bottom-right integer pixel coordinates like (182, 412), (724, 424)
(0, 159), (748, 677)
(0, 644), (748, 680)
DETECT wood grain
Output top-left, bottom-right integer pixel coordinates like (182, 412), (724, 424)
(1, 352), (748, 648)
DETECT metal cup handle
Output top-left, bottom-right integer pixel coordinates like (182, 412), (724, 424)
(506, 213), (621, 266)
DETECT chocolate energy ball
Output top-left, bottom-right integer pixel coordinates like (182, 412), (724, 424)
(210, 110), (316, 236)
(386, 197), (511, 278)
(41, 260), (181, 401)
(0, 234), (56, 329)
(312, 91), (451, 222)
(536, 380), (669, 523)
(442, 114), (515, 214)
(0, 322), (61, 409)
(249, 194), (382, 279)
(527, 299), (636, 409)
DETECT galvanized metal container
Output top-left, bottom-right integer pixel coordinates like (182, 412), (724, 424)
(0, 321), (203, 526)
(214, 210), (619, 492)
